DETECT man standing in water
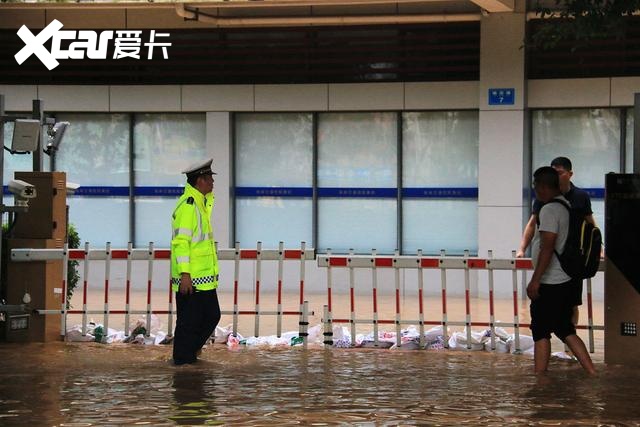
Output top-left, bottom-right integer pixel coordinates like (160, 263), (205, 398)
(518, 157), (595, 328)
(527, 166), (595, 375)
(171, 158), (221, 365)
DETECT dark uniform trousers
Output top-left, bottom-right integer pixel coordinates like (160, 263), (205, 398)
(173, 288), (221, 365)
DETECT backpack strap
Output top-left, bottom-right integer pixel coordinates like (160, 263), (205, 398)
(536, 198), (571, 260)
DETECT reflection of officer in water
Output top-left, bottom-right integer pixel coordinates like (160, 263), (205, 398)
(170, 371), (216, 425)
(171, 158), (222, 365)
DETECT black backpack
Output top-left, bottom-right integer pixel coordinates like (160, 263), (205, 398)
(540, 199), (602, 280)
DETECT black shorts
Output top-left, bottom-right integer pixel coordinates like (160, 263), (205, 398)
(569, 278), (583, 307)
(530, 281), (576, 342)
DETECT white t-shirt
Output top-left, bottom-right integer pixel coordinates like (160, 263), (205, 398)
(531, 195), (571, 284)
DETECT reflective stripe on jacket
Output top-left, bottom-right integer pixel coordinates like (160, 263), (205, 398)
(170, 183), (219, 292)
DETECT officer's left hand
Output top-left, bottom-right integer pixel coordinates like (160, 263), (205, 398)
(179, 273), (194, 295)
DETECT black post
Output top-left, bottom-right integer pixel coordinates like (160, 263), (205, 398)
(31, 99), (43, 172)
(634, 93), (640, 173)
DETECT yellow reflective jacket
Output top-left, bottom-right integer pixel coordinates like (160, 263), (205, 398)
(171, 183), (219, 292)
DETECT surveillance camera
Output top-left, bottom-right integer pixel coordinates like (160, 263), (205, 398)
(66, 182), (80, 195)
(44, 121), (69, 155)
(8, 179), (37, 207)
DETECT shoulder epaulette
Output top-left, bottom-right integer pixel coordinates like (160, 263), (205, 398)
(186, 197), (194, 205)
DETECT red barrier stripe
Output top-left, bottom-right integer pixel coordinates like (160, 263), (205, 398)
(470, 322), (491, 327)
(239, 310), (259, 315)
(513, 291), (518, 315)
(104, 279), (109, 304)
(282, 311), (304, 315)
(395, 289), (400, 314)
(442, 289), (447, 314)
(515, 259), (533, 269)
(168, 280), (173, 304)
(83, 280), (88, 305)
(418, 289), (423, 314)
(465, 289), (470, 315)
(255, 280), (260, 305)
(468, 259), (486, 269)
(329, 257), (348, 267)
(241, 250), (258, 259)
(284, 250), (302, 259)
(154, 250), (170, 259)
(70, 250), (85, 260)
(277, 279), (282, 305)
(377, 320), (396, 325)
(61, 279), (66, 305)
(111, 250), (129, 259)
(489, 290), (494, 316)
(350, 287), (354, 312)
(332, 318), (350, 323)
(328, 288), (332, 312)
(424, 320), (442, 326)
(375, 258), (393, 267)
(421, 258), (439, 268)
(373, 288), (378, 313)
(587, 290), (593, 320)
(233, 280), (238, 305)
(147, 281), (152, 305)
(126, 280), (131, 304)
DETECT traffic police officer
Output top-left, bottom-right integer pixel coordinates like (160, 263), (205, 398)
(171, 158), (221, 365)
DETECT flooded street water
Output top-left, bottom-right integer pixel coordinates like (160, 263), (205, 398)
(1, 342), (639, 426)
(1, 292), (637, 426)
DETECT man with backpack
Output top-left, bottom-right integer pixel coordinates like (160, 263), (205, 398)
(526, 166), (596, 375)
(517, 157), (596, 327)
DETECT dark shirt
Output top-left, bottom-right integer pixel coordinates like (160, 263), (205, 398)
(532, 182), (593, 217)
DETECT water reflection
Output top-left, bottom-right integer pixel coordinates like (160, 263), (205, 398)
(0, 343), (638, 425)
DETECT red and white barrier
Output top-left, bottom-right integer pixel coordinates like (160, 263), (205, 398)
(11, 242), (315, 344)
(318, 251), (604, 352)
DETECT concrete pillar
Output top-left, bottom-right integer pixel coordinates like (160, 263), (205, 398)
(207, 112), (232, 247)
(478, 2), (527, 262)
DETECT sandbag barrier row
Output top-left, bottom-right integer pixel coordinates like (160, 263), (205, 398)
(11, 242), (315, 346)
(318, 250), (605, 353)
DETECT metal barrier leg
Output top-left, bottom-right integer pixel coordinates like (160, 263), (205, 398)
(511, 250), (521, 354)
(254, 241), (262, 338)
(417, 249), (425, 348)
(125, 242), (132, 337)
(587, 278), (594, 353)
(488, 250), (496, 351)
(277, 241), (284, 338)
(371, 249), (379, 347)
(81, 242), (90, 337)
(60, 243), (69, 338)
(103, 242), (111, 342)
(146, 242), (154, 338)
(298, 241), (306, 346)
(323, 304), (333, 347)
(300, 300), (309, 349)
(440, 249), (449, 348)
(394, 249), (401, 348)
(349, 249), (356, 347)
(464, 249), (472, 350)
(233, 241), (240, 337)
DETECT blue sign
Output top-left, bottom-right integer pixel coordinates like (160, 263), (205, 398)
(488, 88), (515, 105)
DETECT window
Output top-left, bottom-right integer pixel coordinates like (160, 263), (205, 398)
(56, 113), (130, 247)
(317, 112), (397, 254)
(402, 111), (479, 254)
(235, 113), (313, 248)
(532, 108), (622, 233)
(133, 113), (206, 248)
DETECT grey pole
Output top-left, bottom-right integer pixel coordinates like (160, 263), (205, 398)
(634, 93), (640, 173)
(0, 95), (5, 299)
(32, 99), (43, 173)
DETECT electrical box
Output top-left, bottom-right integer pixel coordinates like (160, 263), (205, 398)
(12, 171), (67, 243)
(5, 172), (67, 342)
(604, 174), (640, 366)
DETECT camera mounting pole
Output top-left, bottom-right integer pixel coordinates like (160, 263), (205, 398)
(31, 99), (44, 173)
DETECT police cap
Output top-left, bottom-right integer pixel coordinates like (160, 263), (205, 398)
(182, 158), (216, 177)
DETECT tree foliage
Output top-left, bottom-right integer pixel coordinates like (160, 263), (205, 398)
(531, 0), (640, 50)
